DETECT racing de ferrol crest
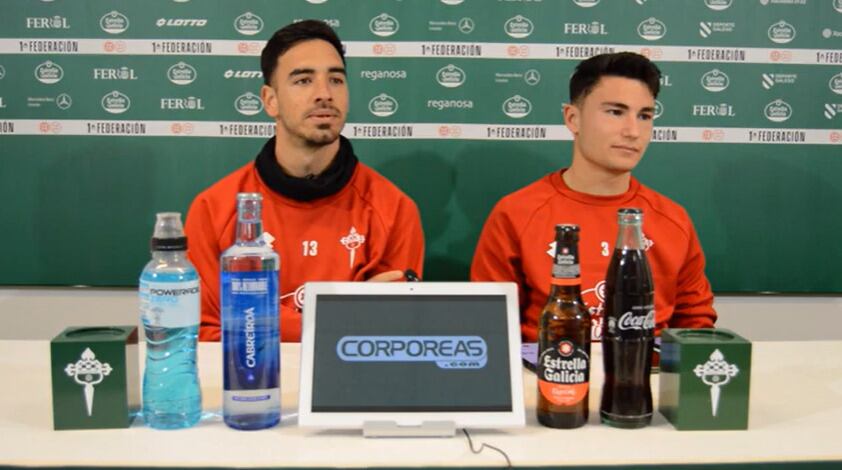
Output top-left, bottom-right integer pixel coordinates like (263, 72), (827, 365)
(340, 226), (366, 268)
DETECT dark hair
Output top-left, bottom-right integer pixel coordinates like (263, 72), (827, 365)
(569, 52), (661, 104)
(260, 20), (345, 85)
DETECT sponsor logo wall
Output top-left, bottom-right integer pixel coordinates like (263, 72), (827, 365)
(0, 0), (838, 143)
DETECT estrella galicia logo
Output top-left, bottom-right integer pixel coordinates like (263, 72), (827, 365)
(101, 91), (130, 114)
(502, 95), (532, 118)
(235, 92), (263, 116)
(572, 0), (600, 7)
(369, 13), (399, 37)
(637, 17), (666, 41)
(701, 69), (729, 92)
(35, 61), (63, 84)
(705, 0), (732, 11)
(768, 20), (795, 44)
(441, 0), (464, 4)
(764, 99), (792, 122)
(234, 12), (263, 36)
(436, 64), (465, 88)
(336, 336), (488, 369)
(504, 15), (534, 39)
(100, 11), (129, 34)
(307, 0), (329, 3)
(829, 72), (842, 95)
(167, 62), (197, 85)
(835, 0), (842, 13)
(368, 93), (399, 117)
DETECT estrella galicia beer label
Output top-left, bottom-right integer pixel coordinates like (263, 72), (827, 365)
(538, 339), (589, 406)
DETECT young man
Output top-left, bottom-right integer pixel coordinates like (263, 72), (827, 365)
(471, 52), (715, 342)
(185, 20), (424, 342)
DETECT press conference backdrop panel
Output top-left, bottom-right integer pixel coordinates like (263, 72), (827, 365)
(1, 0), (840, 292)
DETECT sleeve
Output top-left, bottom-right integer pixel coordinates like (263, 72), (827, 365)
(669, 221), (717, 329)
(184, 196), (223, 341)
(470, 202), (528, 313)
(369, 196), (425, 279)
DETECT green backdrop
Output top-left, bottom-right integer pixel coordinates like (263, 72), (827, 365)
(1, 0), (840, 292)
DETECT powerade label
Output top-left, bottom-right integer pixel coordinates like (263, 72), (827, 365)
(538, 339), (589, 406)
(221, 271), (279, 391)
(139, 280), (199, 328)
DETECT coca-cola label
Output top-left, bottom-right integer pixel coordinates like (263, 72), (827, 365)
(538, 339), (589, 406)
(607, 302), (655, 338)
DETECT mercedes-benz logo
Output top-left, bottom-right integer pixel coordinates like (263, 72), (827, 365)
(458, 17), (475, 34)
(524, 69), (541, 86)
(56, 93), (72, 110)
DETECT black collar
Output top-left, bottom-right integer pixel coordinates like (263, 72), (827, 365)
(255, 136), (358, 202)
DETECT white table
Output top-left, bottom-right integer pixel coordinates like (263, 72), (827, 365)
(1, 340), (841, 468)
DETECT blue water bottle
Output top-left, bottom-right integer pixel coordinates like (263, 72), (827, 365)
(139, 212), (202, 429)
(221, 193), (280, 430)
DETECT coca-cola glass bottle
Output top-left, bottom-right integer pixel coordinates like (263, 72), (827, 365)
(600, 208), (655, 429)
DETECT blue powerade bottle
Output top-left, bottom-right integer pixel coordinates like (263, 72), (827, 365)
(220, 193), (280, 430)
(139, 212), (202, 429)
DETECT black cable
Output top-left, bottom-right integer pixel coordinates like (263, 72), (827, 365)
(462, 428), (512, 468)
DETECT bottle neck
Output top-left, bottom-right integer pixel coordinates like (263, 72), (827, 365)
(616, 221), (645, 251)
(150, 249), (185, 263)
(548, 282), (584, 301)
(235, 199), (263, 243)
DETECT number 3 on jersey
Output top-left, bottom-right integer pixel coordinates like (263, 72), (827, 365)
(302, 240), (318, 256)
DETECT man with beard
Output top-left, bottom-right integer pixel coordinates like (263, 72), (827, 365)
(185, 20), (424, 342)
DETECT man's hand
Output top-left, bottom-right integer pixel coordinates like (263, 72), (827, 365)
(366, 270), (404, 282)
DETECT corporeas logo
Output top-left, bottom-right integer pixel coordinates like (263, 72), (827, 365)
(764, 99), (792, 122)
(336, 336), (488, 370)
(503, 95), (532, 118)
(368, 93), (399, 117)
(701, 69), (730, 92)
(167, 62), (197, 85)
(35, 61), (64, 84)
(235, 92), (263, 116)
(505, 15), (534, 39)
(638, 18), (667, 41)
(100, 11), (129, 34)
(101, 91), (130, 114)
(436, 64), (466, 88)
(768, 20), (796, 44)
(234, 12), (264, 36)
(369, 13), (399, 37)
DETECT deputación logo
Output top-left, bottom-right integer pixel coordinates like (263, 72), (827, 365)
(368, 93), (399, 117)
(768, 20), (796, 44)
(829, 72), (842, 95)
(505, 15), (534, 38)
(701, 69), (730, 92)
(369, 13), (399, 37)
(100, 11), (129, 34)
(34, 61), (63, 84)
(436, 64), (466, 88)
(235, 92), (263, 116)
(167, 62), (197, 85)
(705, 0), (732, 10)
(101, 91), (130, 114)
(234, 12), (264, 36)
(502, 95), (532, 118)
(764, 99), (792, 122)
(638, 18), (666, 41)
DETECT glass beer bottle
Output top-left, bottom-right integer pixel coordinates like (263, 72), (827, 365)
(600, 208), (655, 429)
(537, 224), (592, 429)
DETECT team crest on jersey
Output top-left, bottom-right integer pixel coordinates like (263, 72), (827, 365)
(340, 226), (366, 268)
(280, 284), (306, 310)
